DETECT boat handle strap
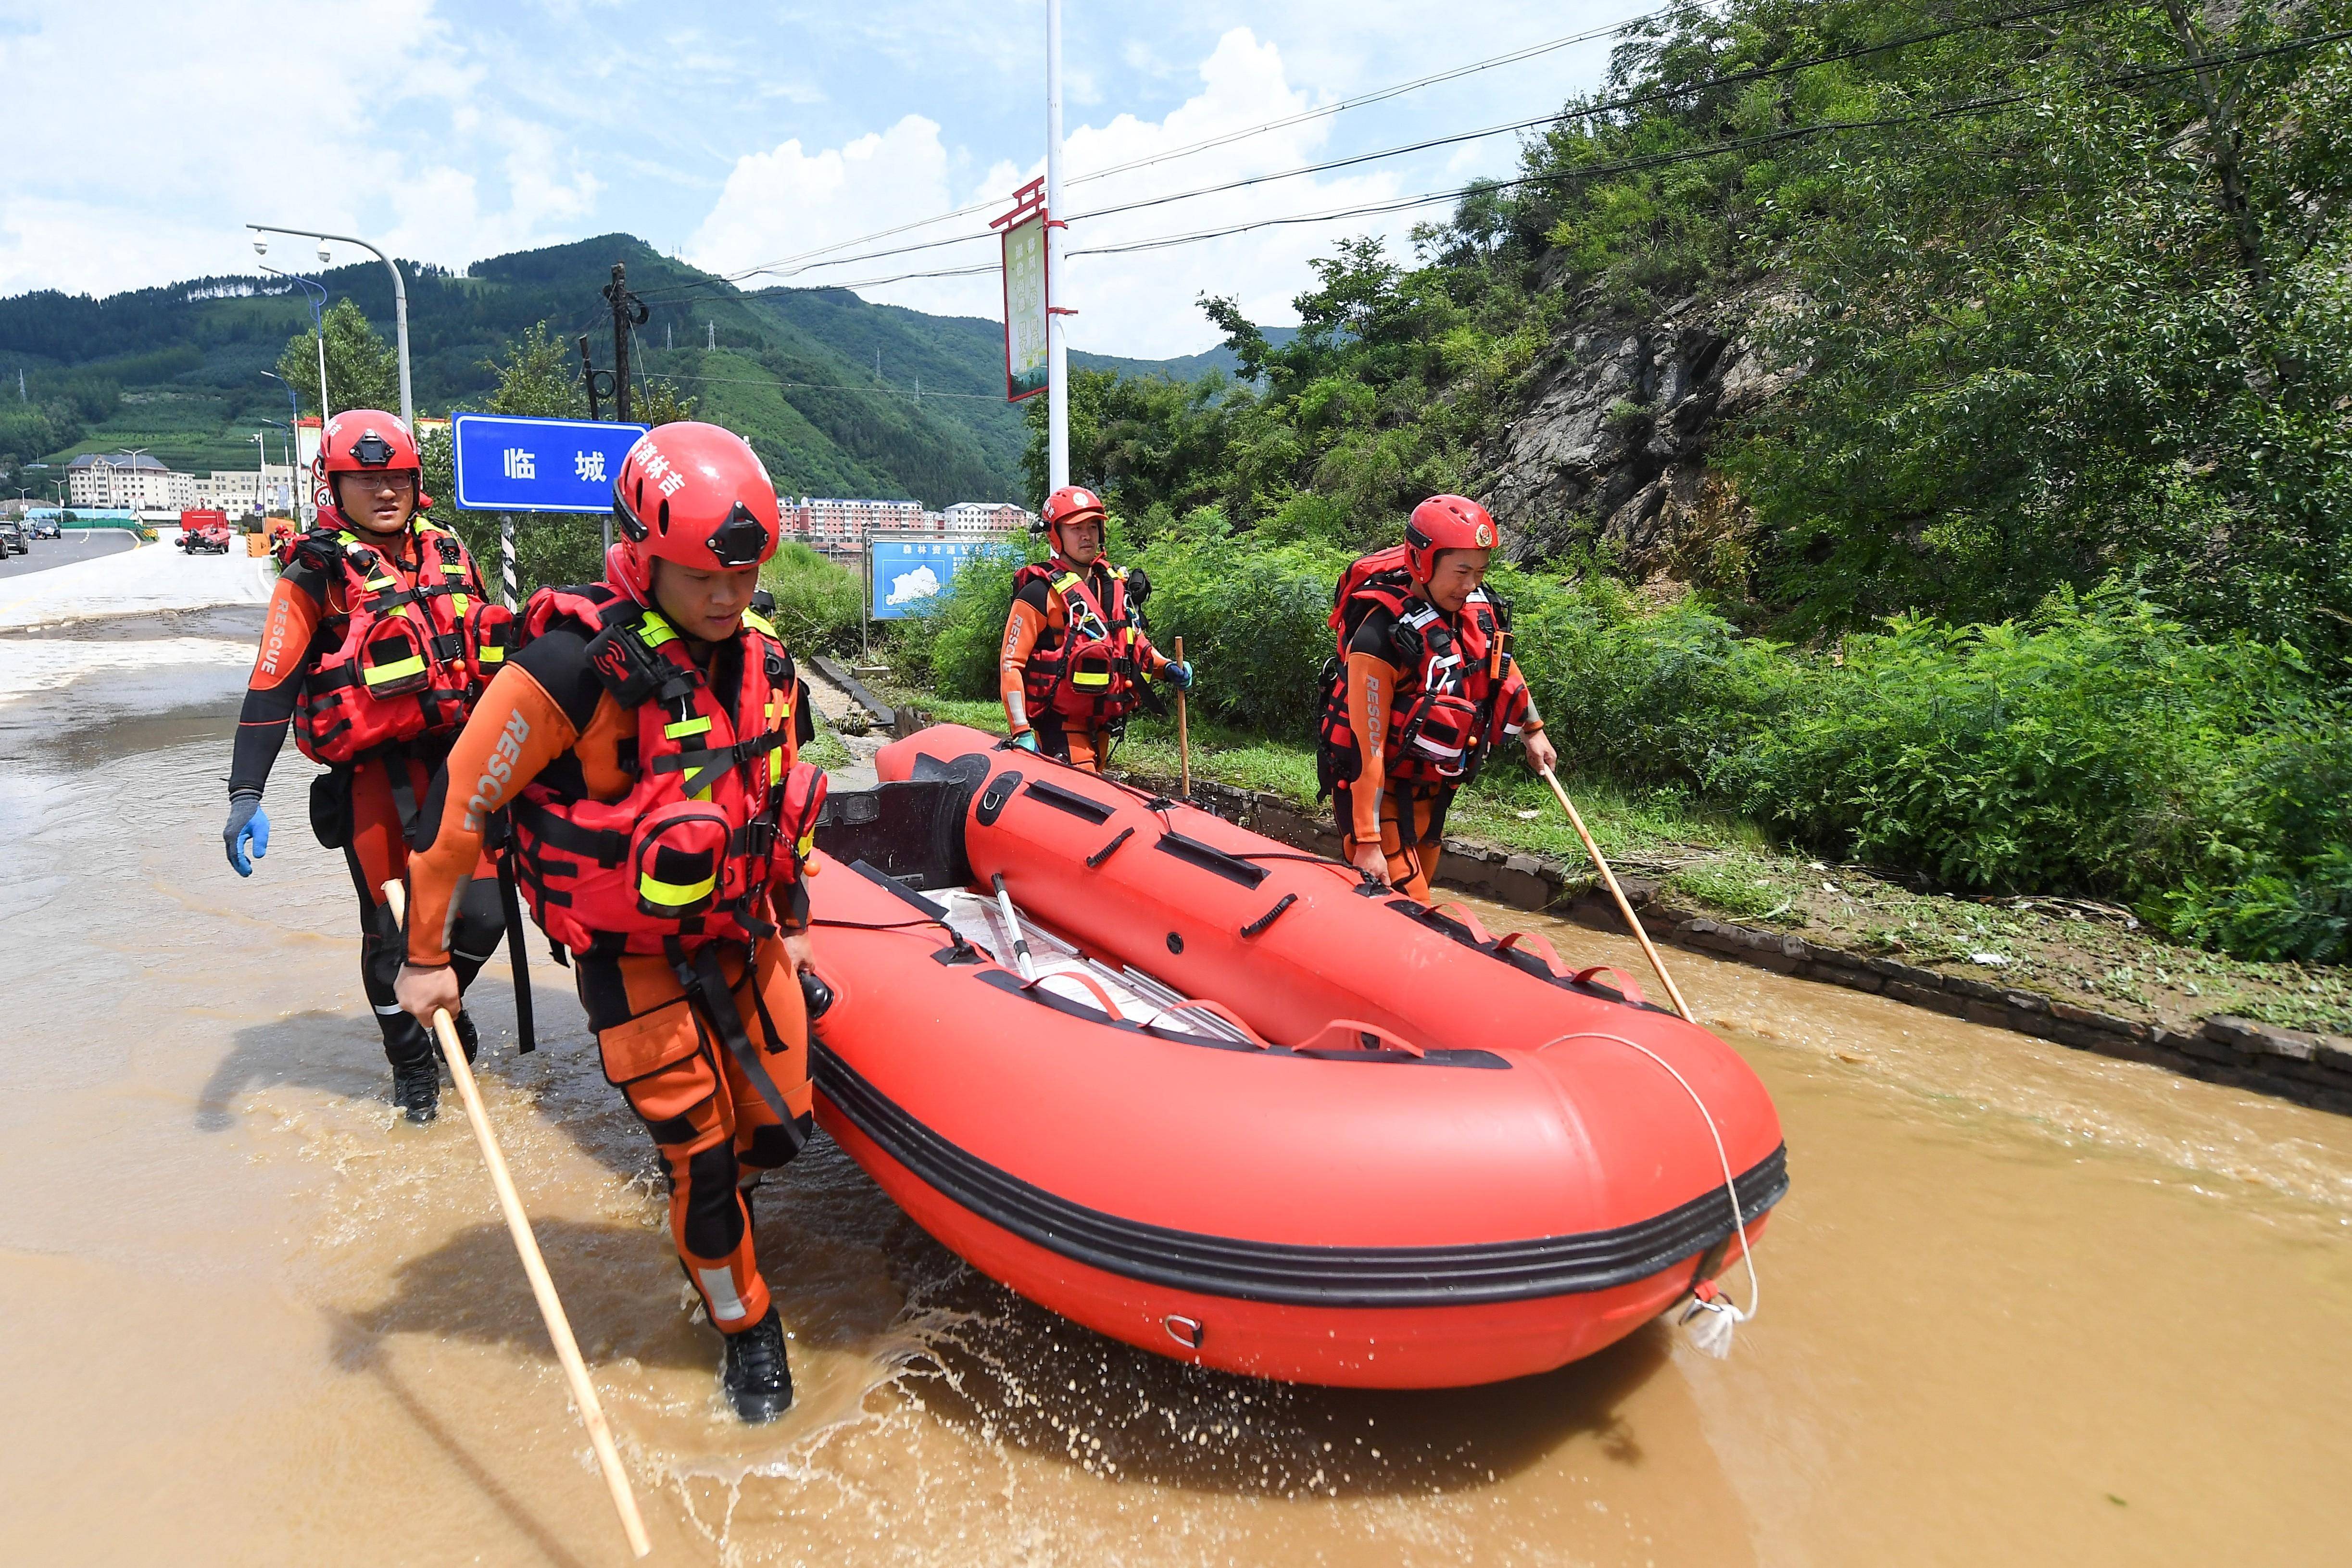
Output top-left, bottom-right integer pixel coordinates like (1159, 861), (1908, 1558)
(1295, 1017), (1427, 1058)
(1239, 892), (1297, 938)
(1496, 928), (1567, 976)
(1085, 826), (1134, 868)
(1022, 967), (1124, 1022)
(1572, 965), (1646, 1007)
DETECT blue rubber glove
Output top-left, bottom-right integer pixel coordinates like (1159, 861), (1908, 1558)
(224, 791), (270, 877)
(1164, 660), (1195, 691)
(1009, 728), (1040, 753)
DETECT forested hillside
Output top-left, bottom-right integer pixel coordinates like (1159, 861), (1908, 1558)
(0, 235), (1241, 506)
(926, 0), (2352, 963)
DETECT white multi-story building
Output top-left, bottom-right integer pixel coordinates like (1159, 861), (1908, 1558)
(194, 465), (300, 517)
(943, 501), (1032, 535)
(67, 452), (196, 510)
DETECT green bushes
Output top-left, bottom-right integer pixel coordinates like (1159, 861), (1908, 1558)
(758, 543), (864, 657)
(1133, 536), (1350, 734)
(893, 519), (2349, 962)
(1714, 589), (2351, 960)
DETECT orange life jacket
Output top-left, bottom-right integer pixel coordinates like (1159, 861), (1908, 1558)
(508, 583), (815, 960)
(1315, 547), (1524, 793)
(291, 524), (511, 765)
(1013, 559), (1150, 726)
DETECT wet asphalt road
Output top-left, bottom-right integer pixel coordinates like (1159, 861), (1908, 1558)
(0, 529), (136, 579)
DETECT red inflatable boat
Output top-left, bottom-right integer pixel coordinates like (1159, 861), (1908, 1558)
(803, 724), (1786, 1388)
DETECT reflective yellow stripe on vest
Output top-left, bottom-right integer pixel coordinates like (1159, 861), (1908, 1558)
(638, 868), (717, 910)
(664, 716), (713, 740)
(638, 612), (679, 649)
(365, 655), (427, 688)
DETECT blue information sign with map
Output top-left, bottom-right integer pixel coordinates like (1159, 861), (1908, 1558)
(451, 413), (649, 513)
(869, 535), (1018, 619)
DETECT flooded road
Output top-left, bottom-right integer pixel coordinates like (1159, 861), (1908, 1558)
(2, 633), (2347, 1566)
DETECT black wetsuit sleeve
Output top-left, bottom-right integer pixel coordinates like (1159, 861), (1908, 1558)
(1347, 605), (1399, 660)
(512, 627), (605, 733)
(1014, 577), (1053, 614)
(227, 561), (332, 796)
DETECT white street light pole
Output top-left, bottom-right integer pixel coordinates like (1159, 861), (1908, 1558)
(120, 446), (150, 511)
(1045, 0), (1069, 492)
(248, 223), (411, 428)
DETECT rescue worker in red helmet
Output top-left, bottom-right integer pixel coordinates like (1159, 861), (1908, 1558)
(1316, 495), (1556, 901)
(394, 422), (823, 1424)
(999, 484), (1192, 771)
(222, 410), (510, 1124)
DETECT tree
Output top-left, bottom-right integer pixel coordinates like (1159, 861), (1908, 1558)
(482, 321), (582, 417)
(274, 298), (398, 418)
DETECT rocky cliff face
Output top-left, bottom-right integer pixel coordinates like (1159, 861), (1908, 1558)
(1477, 290), (1798, 576)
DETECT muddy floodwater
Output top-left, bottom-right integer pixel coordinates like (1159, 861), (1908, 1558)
(3, 630), (2348, 1566)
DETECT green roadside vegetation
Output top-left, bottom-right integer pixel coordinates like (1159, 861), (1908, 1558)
(875, 682), (2352, 1039)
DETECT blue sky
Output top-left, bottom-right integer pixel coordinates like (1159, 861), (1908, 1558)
(3, 0), (1639, 356)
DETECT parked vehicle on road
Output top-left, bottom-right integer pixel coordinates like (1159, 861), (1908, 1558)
(0, 518), (27, 556)
(176, 509), (235, 555)
(25, 516), (59, 540)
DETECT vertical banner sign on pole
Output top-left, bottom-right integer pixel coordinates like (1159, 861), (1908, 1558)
(994, 178), (1050, 403)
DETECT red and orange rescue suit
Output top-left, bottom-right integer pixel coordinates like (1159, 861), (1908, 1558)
(402, 585), (822, 1333)
(231, 522), (510, 1071)
(999, 557), (1172, 771)
(1317, 548), (1542, 902)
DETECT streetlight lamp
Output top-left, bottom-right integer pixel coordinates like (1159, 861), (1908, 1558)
(260, 264), (332, 422)
(119, 446), (151, 513)
(249, 224), (411, 428)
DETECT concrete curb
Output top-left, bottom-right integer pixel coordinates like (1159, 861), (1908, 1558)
(1159, 775), (2352, 1117)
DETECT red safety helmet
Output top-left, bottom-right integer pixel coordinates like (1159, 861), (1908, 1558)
(1404, 494), (1498, 581)
(1037, 484), (1107, 554)
(607, 422), (780, 602)
(314, 410), (432, 524)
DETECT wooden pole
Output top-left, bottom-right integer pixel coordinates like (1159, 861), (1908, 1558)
(383, 882), (652, 1559)
(1172, 634), (1191, 798)
(1535, 771), (1694, 1023)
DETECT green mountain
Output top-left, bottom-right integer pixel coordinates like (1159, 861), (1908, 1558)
(0, 234), (1250, 506)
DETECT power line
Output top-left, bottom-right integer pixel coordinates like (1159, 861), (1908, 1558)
(702, 0), (2122, 288)
(633, 23), (2352, 305)
(658, 7), (1670, 292)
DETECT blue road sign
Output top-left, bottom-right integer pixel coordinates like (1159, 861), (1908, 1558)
(450, 413), (649, 513)
(868, 535), (1019, 620)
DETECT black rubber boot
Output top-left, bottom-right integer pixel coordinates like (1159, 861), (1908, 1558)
(446, 1008), (480, 1065)
(721, 1306), (793, 1424)
(391, 1054), (440, 1124)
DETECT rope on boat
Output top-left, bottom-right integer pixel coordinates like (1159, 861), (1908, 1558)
(1544, 1030), (1761, 1358)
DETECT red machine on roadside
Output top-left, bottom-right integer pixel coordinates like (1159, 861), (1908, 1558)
(177, 510), (235, 554)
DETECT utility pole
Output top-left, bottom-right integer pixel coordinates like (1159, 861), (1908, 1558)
(1045, 0), (1070, 490)
(603, 262), (646, 425)
(708, 321), (716, 351)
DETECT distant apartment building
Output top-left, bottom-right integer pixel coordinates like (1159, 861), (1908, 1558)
(943, 501), (1032, 535)
(194, 465), (300, 517)
(66, 452), (196, 510)
(785, 496), (1032, 547)
(788, 496), (926, 548)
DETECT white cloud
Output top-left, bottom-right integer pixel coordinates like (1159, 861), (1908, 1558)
(0, 0), (596, 296)
(687, 115), (958, 283)
(686, 29), (1426, 358)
